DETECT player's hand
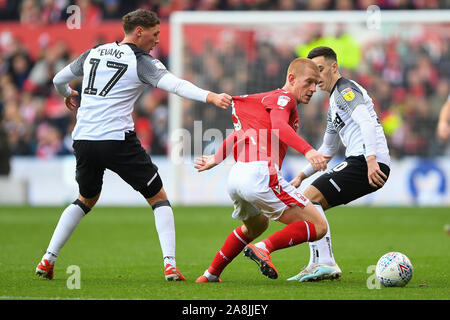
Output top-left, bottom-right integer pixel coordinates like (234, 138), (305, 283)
(194, 155), (217, 172)
(64, 90), (79, 111)
(305, 149), (330, 172)
(366, 155), (387, 188)
(437, 120), (450, 143)
(207, 92), (232, 109)
(290, 172), (306, 188)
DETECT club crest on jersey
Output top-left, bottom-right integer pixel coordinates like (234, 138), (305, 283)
(277, 95), (291, 108)
(151, 59), (166, 70)
(341, 87), (355, 101)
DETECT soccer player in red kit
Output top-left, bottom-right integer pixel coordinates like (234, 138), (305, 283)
(194, 58), (331, 282)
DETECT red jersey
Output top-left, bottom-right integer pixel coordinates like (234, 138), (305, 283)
(215, 89), (313, 168)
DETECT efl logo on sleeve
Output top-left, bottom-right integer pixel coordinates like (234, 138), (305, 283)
(277, 95), (291, 108)
(341, 88), (355, 101)
(152, 59), (167, 70)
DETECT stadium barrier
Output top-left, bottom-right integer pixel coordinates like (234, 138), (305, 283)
(5, 156), (449, 207)
(0, 176), (27, 205)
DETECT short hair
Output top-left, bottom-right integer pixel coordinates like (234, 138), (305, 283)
(307, 46), (337, 61)
(122, 9), (160, 34)
(287, 57), (319, 76)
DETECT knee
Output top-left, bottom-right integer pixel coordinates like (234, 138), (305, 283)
(146, 188), (168, 208)
(78, 193), (100, 210)
(242, 219), (269, 240)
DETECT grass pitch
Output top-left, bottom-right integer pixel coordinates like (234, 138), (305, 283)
(0, 205), (448, 300)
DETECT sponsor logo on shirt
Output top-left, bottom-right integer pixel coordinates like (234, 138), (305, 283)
(341, 87), (355, 101)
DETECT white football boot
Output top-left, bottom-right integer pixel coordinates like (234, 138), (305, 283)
(287, 263), (342, 282)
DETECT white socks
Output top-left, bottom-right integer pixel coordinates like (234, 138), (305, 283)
(42, 200), (177, 270)
(44, 202), (87, 263)
(152, 201), (176, 268)
(308, 203), (336, 266)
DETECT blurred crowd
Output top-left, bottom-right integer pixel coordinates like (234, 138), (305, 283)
(0, 1), (449, 171)
(0, 36), (169, 163)
(182, 24), (450, 159)
(0, 0), (448, 23)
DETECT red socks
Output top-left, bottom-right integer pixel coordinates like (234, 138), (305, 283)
(263, 220), (316, 253)
(207, 221), (316, 277)
(208, 227), (252, 277)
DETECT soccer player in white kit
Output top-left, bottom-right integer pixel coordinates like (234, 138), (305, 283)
(287, 46), (391, 282)
(35, 9), (232, 281)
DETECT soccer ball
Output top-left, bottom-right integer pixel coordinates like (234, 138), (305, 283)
(375, 252), (413, 287)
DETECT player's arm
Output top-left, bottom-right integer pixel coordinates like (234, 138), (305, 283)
(156, 73), (231, 109)
(194, 130), (237, 172)
(338, 83), (387, 188)
(290, 129), (339, 188)
(53, 49), (89, 110)
(137, 55), (231, 109)
(269, 107), (328, 171)
(437, 97), (450, 143)
(350, 104), (387, 188)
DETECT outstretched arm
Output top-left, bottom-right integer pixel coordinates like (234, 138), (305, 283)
(269, 108), (328, 172)
(290, 131), (338, 187)
(137, 54), (232, 109)
(194, 130), (237, 172)
(156, 73), (232, 109)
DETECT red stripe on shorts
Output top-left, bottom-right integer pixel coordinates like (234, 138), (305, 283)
(268, 163), (306, 208)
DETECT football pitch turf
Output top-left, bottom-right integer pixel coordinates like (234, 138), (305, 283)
(0, 205), (448, 300)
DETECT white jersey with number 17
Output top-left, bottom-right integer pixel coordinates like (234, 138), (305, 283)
(70, 41), (168, 141)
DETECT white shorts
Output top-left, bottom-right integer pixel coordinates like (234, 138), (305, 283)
(227, 161), (310, 221)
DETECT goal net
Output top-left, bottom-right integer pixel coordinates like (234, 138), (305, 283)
(167, 10), (450, 204)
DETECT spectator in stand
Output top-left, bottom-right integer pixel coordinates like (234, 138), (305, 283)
(19, 0), (41, 26)
(0, 2), (449, 159)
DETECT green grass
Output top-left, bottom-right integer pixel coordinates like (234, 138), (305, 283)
(0, 206), (449, 300)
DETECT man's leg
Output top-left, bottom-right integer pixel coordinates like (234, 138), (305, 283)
(287, 185), (341, 282)
(145, 187), (185, 281)
(244, 202), (327, 279)
(196, 214), (269, 283)
(36, 194), (99, 279)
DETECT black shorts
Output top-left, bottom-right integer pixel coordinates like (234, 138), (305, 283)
(72, 131), (162, 199)
(311, 155), (390, 207)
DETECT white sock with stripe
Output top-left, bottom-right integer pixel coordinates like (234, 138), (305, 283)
(44, 201), (89, 263)
(308, 203), (336, 266)
(152, 201), (176, 268)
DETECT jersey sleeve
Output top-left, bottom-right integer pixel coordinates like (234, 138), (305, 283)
(69, 49), (91, 77)
(136, 54), (169, 87)
(326, 108), (337, 134)
(214, 130), (237, 164)
(335, 81), (366, 115)
(269, 107), (313, 155)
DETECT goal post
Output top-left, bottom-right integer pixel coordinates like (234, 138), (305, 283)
(167, 10), (450, 204)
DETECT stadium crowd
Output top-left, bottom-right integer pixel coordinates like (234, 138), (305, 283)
(0, 0), (447, 22)
(183, 24), (449, 159)
(0, 0), (449, 167)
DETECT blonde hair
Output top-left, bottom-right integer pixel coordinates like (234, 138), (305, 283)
(286, 57), (319, 77)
